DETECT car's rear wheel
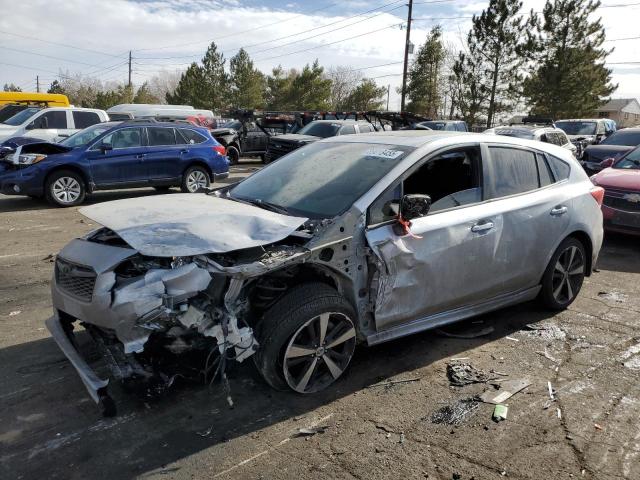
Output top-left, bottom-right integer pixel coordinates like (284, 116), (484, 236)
(181, 166), (210, 193)
(254, 283), (357, 394)
(540, 237), (586, 310)
(227, 145), (240, 165)
(45, 170), (86, 207)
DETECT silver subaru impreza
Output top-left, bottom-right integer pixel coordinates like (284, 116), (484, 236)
(47, 130), (604, 414)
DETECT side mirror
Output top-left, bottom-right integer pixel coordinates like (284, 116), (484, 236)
(600, 158), (614, 169)
(100, 143), (113, 154)
(395, 194), (431, 236)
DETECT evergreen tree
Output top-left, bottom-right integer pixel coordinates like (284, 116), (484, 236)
(3, 83), (21, 92)
(200, 42), (230, 111)
(287, 60), (332, 110)
(133, 81), (160, 104)
(341, 79), (387, 111)
(451, 53), (489, 126)
(523, 0), (616, 118)
(47, 80), (65, 94)
(166, 62), (208, 107)
(229, 48), (265, 109)
(406, 26), (446, 117)
(266, 66), (296, 110)
(468, 0), (526, 127)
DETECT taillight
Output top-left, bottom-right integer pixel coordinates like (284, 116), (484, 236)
(213, 145), (226, 156)
(590, 186), (605, 206)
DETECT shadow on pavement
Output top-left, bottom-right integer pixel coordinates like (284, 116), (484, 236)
(597, 232), (640, 274)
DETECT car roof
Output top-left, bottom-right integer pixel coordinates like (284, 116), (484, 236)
(556, 119), (603, 122)
(320, 130), (467, 147)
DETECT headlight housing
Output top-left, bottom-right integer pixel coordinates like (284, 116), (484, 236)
(6, 153), (47, 165)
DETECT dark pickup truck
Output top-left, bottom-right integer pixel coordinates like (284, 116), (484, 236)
(264, 120), (377, 163)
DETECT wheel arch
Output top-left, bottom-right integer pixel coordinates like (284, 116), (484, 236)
(182, 160), (213, 178)
(44, 165), (91, 192)
(566, 230), (594, 276)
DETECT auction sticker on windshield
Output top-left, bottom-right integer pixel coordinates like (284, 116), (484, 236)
(364, 148), (404, 159)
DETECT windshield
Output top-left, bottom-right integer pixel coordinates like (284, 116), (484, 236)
(556, 121), (597, 136)
(615, 147), (640, 170)
(230, 141), (414, 218)
(297, 122), (341, 138)
(421, 121), (446, 130)
(0, 105), (27, 123)
(2, 107), (41, 126)
(61, 124), (113, 147)
(601, 130), (640, 146)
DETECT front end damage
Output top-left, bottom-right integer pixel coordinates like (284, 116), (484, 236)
(47, 195), (319, 414)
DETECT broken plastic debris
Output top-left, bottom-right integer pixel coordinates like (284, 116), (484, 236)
(479, 379), (531, 404)
(430, 398), (480, 425)
(493, 404), (508, 422)
(196, 426), (213, 437)
(594, 423), (603, 430)
(8, 310), (21, 316)
(295, 426), (328, 437)
(548, 381), (556, 400)
(447, 362), (490, 386)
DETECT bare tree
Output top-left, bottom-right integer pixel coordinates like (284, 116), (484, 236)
(148, 69), (182, 105)
(326, 66), (362, 110)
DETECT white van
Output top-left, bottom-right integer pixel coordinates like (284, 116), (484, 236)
(106, 104), (216, 123)
(0, 107), (108, 143)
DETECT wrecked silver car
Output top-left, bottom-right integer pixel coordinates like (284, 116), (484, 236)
(47, 131), (604, 414)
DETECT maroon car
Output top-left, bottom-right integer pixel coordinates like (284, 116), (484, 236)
(591, 146), (640, 235)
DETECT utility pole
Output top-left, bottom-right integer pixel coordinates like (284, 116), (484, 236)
(128, 50), (132, 88)
(36, 75), (40, 93)
(386, 84), (390, 110)
(400, 0), (413, 112)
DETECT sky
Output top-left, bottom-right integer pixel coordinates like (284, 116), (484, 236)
(0, 0), (639, 110)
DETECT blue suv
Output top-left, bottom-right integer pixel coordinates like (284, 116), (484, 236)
(0, 121), (229, 206)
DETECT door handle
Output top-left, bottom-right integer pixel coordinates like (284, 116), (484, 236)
(550, 206), (568, 216)
(180, 149), (188, 154)
(471, 221), (494, 233)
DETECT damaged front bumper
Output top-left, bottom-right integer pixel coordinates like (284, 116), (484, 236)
(45, 311), (109, 405)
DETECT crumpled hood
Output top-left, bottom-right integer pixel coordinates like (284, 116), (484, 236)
(210, 127), (236, 136)
(79, 194), (308, 257)
(594, 168), (640, 191)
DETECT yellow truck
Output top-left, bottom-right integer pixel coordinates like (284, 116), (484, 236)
(0, 92), (70, 107)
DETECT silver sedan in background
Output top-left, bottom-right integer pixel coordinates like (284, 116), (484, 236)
(47, 130), (604, 413)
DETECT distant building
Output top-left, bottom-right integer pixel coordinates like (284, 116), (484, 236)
(595, 98), (640, 128)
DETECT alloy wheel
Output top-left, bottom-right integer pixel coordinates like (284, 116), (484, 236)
(52, 177), (82, 204)
(551, 245), (585, 304)
(186, 170), (208, 192)
(283, 312), (356, 394)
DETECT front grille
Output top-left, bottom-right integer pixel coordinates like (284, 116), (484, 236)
(603, 188), (640, 212)
(265, 141), (300, 161)
(55, 258), (97, 302)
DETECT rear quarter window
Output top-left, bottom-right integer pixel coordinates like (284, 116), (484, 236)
(177, 128), (207, 144)
(73, 111), (101, 129)
(547, 154), (571, 180)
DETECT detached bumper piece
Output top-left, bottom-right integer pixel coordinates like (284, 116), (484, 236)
(45, 313), (116, 416)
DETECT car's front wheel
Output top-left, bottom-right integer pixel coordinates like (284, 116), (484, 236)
(226, 145), (240, 165)
(540, 237), (587, 310)
(255, 283), (357, 394)
(45, 170), (86, 207)
(181, 166), (210, 193)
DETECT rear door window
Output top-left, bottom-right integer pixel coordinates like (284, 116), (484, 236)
(177, 128), (207, 144)
(99, 127), (142, 149)
(37, 110), (67, 129)
(358, 124), (373, 133)
(488, 147), (540, 198)
(147, 127), (177, 146)
(547, 154), (571, 181)
(340, 125), (356, 135)
(72, 111), (101, 129)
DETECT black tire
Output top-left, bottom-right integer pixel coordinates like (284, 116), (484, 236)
(254, 282), (357, 393)
(539, 237), (587, 310)
(260, 153), (267, 164)
(45, 170), (86, 207)
(227, 145), (240, 165)
(153, 186), (171, 193)
(180, 166), (210, 193)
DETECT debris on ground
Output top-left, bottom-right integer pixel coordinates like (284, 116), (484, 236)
(8, 310), (21, 316)
(521, 323), (566, 341)
(594, 423), (603, 430)
(548, 381), (556, 401)
(196, 426), (213, 437)
(447, 362), (491, 386)
(367, 377), (421, 388)
(430, 398), (480, 425)
(505, 336), (520, 342)
(42, 253), (55, 262)
(478, 379), (531, 404)
(597, 291), (627, 303)
(536, 348), (559, 363)
(295, 426), (328, 437)
(493, 404), (508, 422)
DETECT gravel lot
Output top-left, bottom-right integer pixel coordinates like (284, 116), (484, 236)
(1, 161), (639, 480)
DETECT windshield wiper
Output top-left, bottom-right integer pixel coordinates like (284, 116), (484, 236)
(228, 194), (290, 215)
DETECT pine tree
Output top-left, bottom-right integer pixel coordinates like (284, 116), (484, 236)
(166, 63), (207, 107)
(201, 42), (230, 111)
(451, 53), (489, 126)
(523, 0), (616, 118)
(287, 60), (332, 110)
(468, 0), (526, 127)
(340, 79), (387, 111)
(3, 83), (21, 92)
(406, 26), (446, 117)
(133, 82), (160, 104)
(229, 48), (265, 109)
(47, 80), (65, 94)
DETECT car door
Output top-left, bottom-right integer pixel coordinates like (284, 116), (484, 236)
(143, 126), (183, 181)
(364, 143), (516, 331)
(244, 122), (267, 152)
(25, 110), (68, 141)
(87, 127), (147, 187)
(483, 144), (571, 292)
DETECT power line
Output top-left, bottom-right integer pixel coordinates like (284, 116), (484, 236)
(0, 29), (123, 58)
(0, 45), (126, 68)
